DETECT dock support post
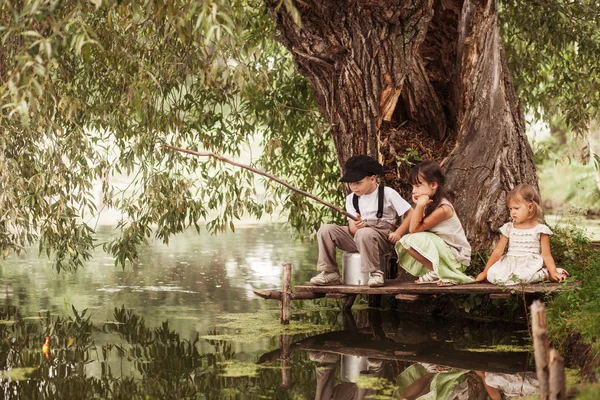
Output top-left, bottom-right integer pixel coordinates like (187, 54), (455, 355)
(280, 262), (292, 325)
(531, 300), (550, 399)
(280, 334), (291, 387)
(549, 349), (566, 400)
(368, 294), (382, 308)
(342, 294), (357, 310)
(531, 300), (568, 400)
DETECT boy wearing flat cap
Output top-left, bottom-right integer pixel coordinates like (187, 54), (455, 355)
(311, 155), (413, 287)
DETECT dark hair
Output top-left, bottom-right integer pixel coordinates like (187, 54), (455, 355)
(408, 160), (448, 219)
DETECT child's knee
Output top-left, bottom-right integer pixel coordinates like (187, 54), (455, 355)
(318, 224), (338, 238)
(353, 227), (376, 243)
(401, 232), (427, 245)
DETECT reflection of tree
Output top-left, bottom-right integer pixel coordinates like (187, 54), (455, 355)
(0, 305), (316, 399)
(0, 304), (542, 399)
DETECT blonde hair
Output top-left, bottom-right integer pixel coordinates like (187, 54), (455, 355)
(506, 184), (543, 222)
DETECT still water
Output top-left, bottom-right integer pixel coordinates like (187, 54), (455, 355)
(0, 224), (538, 399)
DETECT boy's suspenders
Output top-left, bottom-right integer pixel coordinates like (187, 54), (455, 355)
(352, 185), (385, 219)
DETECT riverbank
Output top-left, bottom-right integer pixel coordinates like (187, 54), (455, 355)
(533, 223), (600, 396)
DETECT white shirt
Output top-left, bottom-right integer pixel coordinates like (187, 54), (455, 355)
(345, 186), (411, 225)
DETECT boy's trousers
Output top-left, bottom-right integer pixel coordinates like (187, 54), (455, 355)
(317, 220), (395, 274)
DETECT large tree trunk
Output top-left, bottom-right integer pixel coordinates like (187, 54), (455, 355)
(266, 0), (538, 252)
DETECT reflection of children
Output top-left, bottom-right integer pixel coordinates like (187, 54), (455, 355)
(311, 155), (413, 288)
(396, 161), (474, 286)
(475, 184), (568, 285)
(396, 363), (468, 400)
(310, 352), (386, 400)
(474, 371), (539, 399)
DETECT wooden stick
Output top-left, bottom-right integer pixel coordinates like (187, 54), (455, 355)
(253, 289), (325, 300)
(342, 294), (357, 310)
(165, 144), (358, 221)
(395, 293), (420, 301)
(280, 334), (291, 387)
(280, 262), (292, 325)
(549, 348), (566, 400)
(531, 300), (550, 399)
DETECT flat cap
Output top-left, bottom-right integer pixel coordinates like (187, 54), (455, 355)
(340, 155), (384, 182)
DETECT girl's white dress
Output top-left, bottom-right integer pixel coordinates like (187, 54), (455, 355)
(487, 223), (552, 286)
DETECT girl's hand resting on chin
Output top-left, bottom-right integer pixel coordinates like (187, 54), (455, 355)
(415, 194), (432, 207)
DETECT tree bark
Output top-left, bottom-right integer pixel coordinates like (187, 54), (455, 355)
(443, 0), (538, 250)
(265, 0), (538, 252)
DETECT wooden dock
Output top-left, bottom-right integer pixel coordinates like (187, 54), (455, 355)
(257, 329), (533, 374)
(254, 263), (580, 322)
(294, 279), (578, 297)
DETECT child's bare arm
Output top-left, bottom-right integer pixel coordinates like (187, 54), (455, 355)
(388, 208), (413, 243)
(540, 234), (564, 282)
(409, 204), (452, 233)
(475, 235), (508, 282)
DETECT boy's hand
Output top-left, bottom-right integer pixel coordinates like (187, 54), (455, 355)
(475, 272), (487, 283)
(388, 231), (402, 244)
(355, 214), (366, 229)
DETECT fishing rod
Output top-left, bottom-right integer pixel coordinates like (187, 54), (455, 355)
(164, 144), (358, 221)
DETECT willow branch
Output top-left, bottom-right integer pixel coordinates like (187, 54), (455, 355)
(164, 144), (357, 221)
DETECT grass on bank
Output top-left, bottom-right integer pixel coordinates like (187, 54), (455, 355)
(545, 221), (600, 358)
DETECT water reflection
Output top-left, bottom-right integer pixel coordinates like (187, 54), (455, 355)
(0, 303), (539, 399)
(0, 225), (540, 398)
(0, 225), (319, 355)
(259, 310), (538, 400)
(307, 356), (538, 399)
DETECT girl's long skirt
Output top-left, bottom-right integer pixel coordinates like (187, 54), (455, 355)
(396, 232), (474, 284)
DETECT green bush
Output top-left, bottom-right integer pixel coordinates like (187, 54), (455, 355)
(546, 222), (600, 356)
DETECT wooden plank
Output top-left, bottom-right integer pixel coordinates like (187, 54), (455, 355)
(253, 290), (325, 300)
(395, 293), (421, 301)
(295, 280), (579, 295)
(257, 329), (532, 374)
(325, 293), (347, 299)
(489, 293), (512, 299)
(294, 338), (530, 374)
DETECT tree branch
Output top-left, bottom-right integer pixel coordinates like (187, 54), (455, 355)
(164, 144), (358, 221)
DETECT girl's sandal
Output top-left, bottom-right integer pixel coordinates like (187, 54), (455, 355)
(437, 280), (457, 287)
(415, 270), (439, 284)
(556, 268), (570, 278)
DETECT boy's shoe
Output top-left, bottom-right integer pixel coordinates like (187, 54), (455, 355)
(368, 270), (385, 287)
(366, 359), (384, 373)
(310, 271), (341, 286)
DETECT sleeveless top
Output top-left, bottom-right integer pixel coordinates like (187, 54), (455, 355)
(427, 199), (472, 266)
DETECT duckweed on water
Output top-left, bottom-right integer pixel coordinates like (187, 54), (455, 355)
(0, 367), (37, 381)
(355, 376), (397, 399)
(462, 344), (533, 353)
(200, 312), (333, 343)
(219, 360), (260, 377)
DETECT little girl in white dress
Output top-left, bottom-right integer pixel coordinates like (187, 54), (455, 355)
(476, 184), (568, 285)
